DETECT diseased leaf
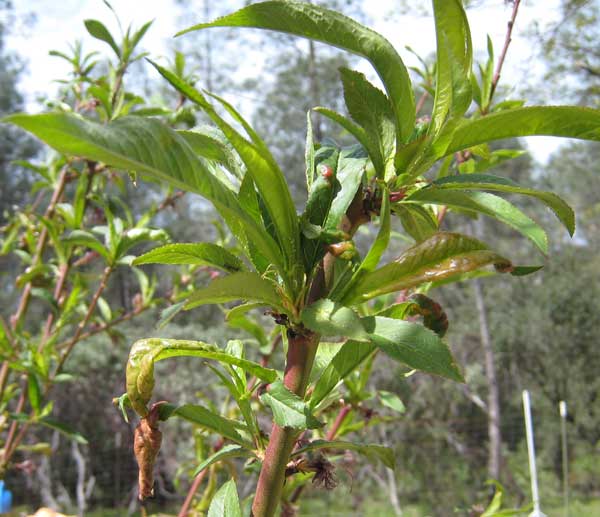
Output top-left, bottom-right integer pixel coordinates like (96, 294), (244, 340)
(133, 243), (243, 272)
(208, 479), (242, 517)
(192, 444), (252, 477)
(126, 338), (277, 416)
(301, 299), (369, 342)
(342, 232), (512, 304)
(177, 0), (415, 143)
(292, 439), (395, 469)
(261, 380), (323, 430)
(362, 316), (463, 382)
(184, 272), (289, 313)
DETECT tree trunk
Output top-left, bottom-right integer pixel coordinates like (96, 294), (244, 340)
(473, 277), (502, 480)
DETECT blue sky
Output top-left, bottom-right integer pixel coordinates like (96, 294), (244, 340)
(7, 0), (564, 162)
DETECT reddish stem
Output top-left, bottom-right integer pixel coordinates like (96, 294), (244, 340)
(251, 331), (319, 517)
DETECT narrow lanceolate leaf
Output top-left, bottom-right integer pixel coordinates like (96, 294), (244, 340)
(133, 243), (244, 272)
(177, 0), (415, 143)
(301, 299), (369, 342)
(172, 405), (252, 448)
(184, 272), (289, 313)
(406, 190), (549, 254)
(362, 316), (463, 382)
(126, 338), (277, 416)
(430, 0), (473, 135)
(430, 173), (575, 236)
(84, 19), (120, 57)
(147, 61), (301, 290)
(342, 232), (512, 304)
(339, 68), (396, 177)
(310, 340), (376, 409)
(38, 417), (88, 444)
(193, 444), (253, 477)
(292, 440), (395, 470)
(3, 113), (285, 278)
(435, 106), (600, 158)
(178, 127), (245, 179)
(207, 480), (242, 517)
(313, 107), (372, 163)
(395, 204), (438, 243)
(261, 381), (323, 430)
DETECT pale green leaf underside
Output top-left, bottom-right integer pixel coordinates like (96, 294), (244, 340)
(301, 299), (370, 342)
(207, 480), (242, 517)
(362, 316), (463, 382)
(261, 380), (323, 430)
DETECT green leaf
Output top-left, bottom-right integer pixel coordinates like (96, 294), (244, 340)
(38, 417), (88, 444)
(261, 380), (323, 430)
(133, 243), (243, 272)
(177, 0), (415, 143)
(63, 230), (110, 260)
(378, 390), (406, 414)
(436, 106), (600, 158)
(84, 19), (120, 57)
(342, 232), (512, 304)
(178, 127), (245, 179)
(357, 187), (391, 273)
(292, 439), (395, 470)
(430, 173), (575, 236)
(184, 272), (289, 313)
(3, 112), (286, 280)
(339, 68), (396, 177)
(208, 479), (242, 517)
(126, 338), (278, 416)
(156, 301), (185, 329)
(395, 204), (438, 242)
(310, 340), (376, 409)
(301, 299), (369, 342)
(324, 146), (367, 232)
(171, 405), (252, 448)
(313, 107), (373, 165)
(146, 61), (300, 290)
(362, 316), (463, 382)
(27, 374), (42, 415)
(430, 0), (473, 135)
(406, 190), (549, 254)
(193, 444), (252, 477)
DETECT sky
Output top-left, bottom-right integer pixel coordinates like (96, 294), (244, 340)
(6, 0), (564, 162)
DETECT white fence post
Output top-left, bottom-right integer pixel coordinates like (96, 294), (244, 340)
(522, 390), (547, 517)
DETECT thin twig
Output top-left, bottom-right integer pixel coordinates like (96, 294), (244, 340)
(489, 0), (522, 104)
